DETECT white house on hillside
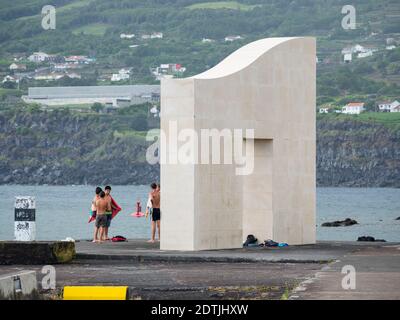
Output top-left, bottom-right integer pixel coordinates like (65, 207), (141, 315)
(9, 63), (26, 71)
(342, 102), (365, 114)
(142, 32), (163, 39)
(202, 38), (215, 43)
(120, 33), (135, 39)
(378, 101), (393, 112)
(390, 100), (400, 112)
(28, 52), (49, 63)
(380, 100), (400, 112)
(225, 35), (242, 42)
(319, 107), (331, 114)
(151, 32), (163, 39)
(358, 50), (373, 58)
(344, 53), (352, 63)
(111, 68), (130, 82)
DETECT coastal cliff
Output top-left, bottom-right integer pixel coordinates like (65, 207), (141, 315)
(0, 107), (158, 185)
(317, 115), (400, 187)
(0, 108), (399, 187)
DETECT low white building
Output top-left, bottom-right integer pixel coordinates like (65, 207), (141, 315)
(391, 105), (400, 112)
(151, 32), (163, 39)
(142, 32), (163, 39)
(33, 73), (65, 81)
(344, 53), (352, 63)
(9, 63), (26, 71)
(111, 68), (130, 82)
(120, 33), (135, 39)
(64, 55), (92, 64)
(225, 35), (242, 42)
(379, 100), (400, 112)
(342, 44), (376, 60)
(152, 64), (186, 79)
(342, 102), (365, 114)
(149, 105), (159, 117)
(378, 101), (393, 112)
(386, 45), (396, 50)
(202, 38), (215, 43)
(386, 38), (396, 45)
(2, 75), (19, 83)
(390, 100), (400, 112)
(341, 44), (365, 55)
(319, 107), (330, 114)
(28, 52), (49, 63)
(357, 50), (373, 58)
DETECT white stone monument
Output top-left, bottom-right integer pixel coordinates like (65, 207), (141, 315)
(14, 196), (36, 241)
(160, 37), (316, 250)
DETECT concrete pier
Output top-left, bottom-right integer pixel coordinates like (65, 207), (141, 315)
(0, 241), (398, 299)
(0, 241), (75, 265)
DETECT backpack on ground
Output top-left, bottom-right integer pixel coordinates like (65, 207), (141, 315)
(243, 234), (258, 247)
(112, 235), (127, 242)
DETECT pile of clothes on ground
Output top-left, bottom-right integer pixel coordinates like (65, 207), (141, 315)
(243, 234), (288, 248)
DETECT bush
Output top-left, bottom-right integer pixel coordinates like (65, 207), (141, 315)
(91, 102), (104, 113)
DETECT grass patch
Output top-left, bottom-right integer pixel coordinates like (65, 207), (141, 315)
(318, 112), (400, 128)
(0, 88), (24, 98)
(113, 130), (147, 139)
(72, 23), (109, 36)
(45, 103), (93, 111)
(356, 112), (400, 123)
(57, 0), (94, 13)
(17, 0), (95, 21)
(186, 1), (261, 11)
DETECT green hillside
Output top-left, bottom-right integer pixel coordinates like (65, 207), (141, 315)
(0, 0), (400, 105)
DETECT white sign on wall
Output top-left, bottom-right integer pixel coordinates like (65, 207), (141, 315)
(14, 196), (36, 241)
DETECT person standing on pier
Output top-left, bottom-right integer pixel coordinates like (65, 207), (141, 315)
(148, 182), (161, 243)
(104, 185), (114, 241)
(91, 186), (102, 243)
(95, 191), (111, 243)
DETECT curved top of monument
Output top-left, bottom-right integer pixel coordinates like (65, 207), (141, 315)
(190, 37), (306, 80)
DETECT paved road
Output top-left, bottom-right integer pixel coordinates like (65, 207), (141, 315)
(290, 244), (400, 300)
(0, 260), (322, 299)
(1, 241), (399, 299)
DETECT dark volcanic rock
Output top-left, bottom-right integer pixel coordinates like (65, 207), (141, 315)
(2, 109), (400, 186)
(0, 109), (160, 185)
(321, 218), (358, 227)
(396, 217), (400, 220)
(317, 117), (400, 188)
(0, 241), (75, 265)
(357, 236), (386, 242)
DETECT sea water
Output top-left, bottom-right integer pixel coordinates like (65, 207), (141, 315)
(0, 185), (399, 242)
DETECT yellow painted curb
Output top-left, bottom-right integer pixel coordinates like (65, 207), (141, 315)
(63, 286), (128, 300)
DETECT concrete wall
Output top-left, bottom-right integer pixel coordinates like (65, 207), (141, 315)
(160, 37), (316, 250)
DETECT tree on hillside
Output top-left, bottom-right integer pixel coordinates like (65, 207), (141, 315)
(91, 102), (104, 113)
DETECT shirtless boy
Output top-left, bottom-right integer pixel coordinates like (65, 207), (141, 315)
(91, 186), (102, 243)
(95, 191), (111, 243)
(148, 182), (161, 243)
(104, 185), (114, 241)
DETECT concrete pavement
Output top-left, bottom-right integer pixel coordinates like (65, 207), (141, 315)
(74, 240), (380, 263)
(290, 243), (400, 299)
(1, 240), (399, 299)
